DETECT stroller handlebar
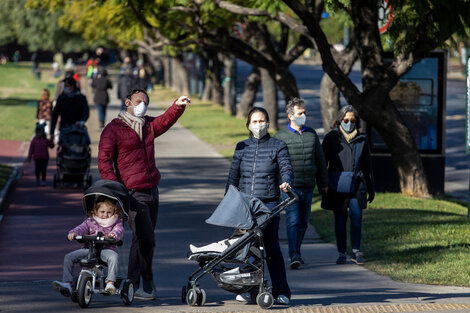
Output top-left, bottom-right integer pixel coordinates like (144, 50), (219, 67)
(285, 186), (298, 201)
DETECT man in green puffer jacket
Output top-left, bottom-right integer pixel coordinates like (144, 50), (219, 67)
(274, 97), (328, 269)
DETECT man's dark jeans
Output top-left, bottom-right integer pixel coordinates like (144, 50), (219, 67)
(127, 187), (159, 288)
(263, 201), (291, 299)
(282, 187), (314, 261)
(333, 198), (362, 253)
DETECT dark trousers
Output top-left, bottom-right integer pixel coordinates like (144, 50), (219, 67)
(263, 201), (291, 299)
(127, 187), (159, 287)
(96, 103), (107, 126)
(333, 198), (362, 253)
(34, 159), (48, 181)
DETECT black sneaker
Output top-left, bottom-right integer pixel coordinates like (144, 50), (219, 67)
(351, 251), (366, 264)
(336, 253), (347, 264)
(289, 256), (301, 269)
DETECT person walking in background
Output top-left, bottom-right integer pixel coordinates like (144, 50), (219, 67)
(27, 124), (53, 186)
(92, 68), (113, 128)
(321, 105), (375, 265)
(36, 89), (53, 136)
(98, 88), (190, 300)
(274, 97), (328, 270)
(117, 68), (135, 111)
(50, 77), (89, 144)
(227, 107), (293, 306)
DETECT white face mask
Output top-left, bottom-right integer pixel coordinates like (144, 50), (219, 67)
(130, 100), (147, 117)
(292, 114), (306, 127)
(249, 123), (269, 139)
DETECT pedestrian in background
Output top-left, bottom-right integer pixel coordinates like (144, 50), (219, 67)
(321, 105), (375, 265)
(117, 68), (135, 111)
(50, 77), (89, 144)
(36, 89), (53, 136)
(274, 97), (328, 269)
(27, 124), (53, 186)
(98, 88), (190, 300)
(92, 68), (113, 128)
(227, 107), (293, 306)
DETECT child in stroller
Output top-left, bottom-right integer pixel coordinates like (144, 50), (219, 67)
(52, 179), (134, 308)
(184, 185), (297, 309)
(53, 124), (92, 189)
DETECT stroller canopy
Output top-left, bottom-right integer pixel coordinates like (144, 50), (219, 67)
(205, 185), (271, 229)
(82, 180), (130, 219)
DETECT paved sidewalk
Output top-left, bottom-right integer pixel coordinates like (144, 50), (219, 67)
(1, 75), (470, 313)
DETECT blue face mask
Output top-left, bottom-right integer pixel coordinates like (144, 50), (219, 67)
(341, 121), (355, 133)
(292, 115), (306, 127)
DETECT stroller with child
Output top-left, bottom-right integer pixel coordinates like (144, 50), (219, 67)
(70, 179), (133, 308)
(53, 125), (92, 189)
(183, 185), (298, 309)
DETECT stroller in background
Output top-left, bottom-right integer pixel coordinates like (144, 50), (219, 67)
(70, 179), (133, 308)
(53, 125), (92, 189)
(183, 185), (298, 309)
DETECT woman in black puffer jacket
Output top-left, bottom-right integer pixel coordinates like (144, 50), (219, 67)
(226, 107), (293, 305)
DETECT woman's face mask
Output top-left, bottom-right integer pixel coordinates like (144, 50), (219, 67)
(249, 123), (269, 139)
(130, 100), (147, 117)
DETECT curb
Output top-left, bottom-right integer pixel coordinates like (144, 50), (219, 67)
(0, 166), (22, 223)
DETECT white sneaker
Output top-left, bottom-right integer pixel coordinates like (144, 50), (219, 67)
(52, 280), (72, 297)
(235, 293), (251, 303)
(105, 282), (116, 295)
(275, 294), (290, 305)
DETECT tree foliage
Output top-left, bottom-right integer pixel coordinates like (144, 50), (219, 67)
(1, 0), (88, 52)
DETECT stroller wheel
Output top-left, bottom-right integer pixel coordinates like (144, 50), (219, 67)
(181, 286), (187, 303)
(185, 288), (198, 306)
(196, 288), (206, 306)
(121, 279), (134, 305)
(256, 292), (274, 309)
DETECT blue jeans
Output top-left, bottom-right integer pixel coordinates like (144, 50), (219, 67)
(96, 104), (106, 126)
(263, 201), (291, 299)
(282, 187), (313, 261)
(333, 198), (362, 253)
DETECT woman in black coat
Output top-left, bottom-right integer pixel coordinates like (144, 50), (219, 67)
(226, 107), (293, 306)
(92, 68), (113, 128)
(321, 105), (375, 265)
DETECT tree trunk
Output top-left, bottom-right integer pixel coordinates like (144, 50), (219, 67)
(163, 56), (171, 89)
(174, 54), (190, 95)
(223, 55), (235, 114)
(320, 48), (358, 131)
(260, 67), (279, 130)
(237, 66), (260, 119)
(274, 66), (299, 104)
(208, 52), (223, 106)
(202, 78), (212, 101)
(359, 90), (431, 197)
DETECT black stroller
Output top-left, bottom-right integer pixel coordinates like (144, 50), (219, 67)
(70, 180), (133, 308)
(183, 185), (298, 309)
(53, 125), (92, 189)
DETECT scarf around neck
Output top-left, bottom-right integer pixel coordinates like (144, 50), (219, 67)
(339, 126), (358, 143)
(93, 214), (119, 228)
(118, 110), (145, 141)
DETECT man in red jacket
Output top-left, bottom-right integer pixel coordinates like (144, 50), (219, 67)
(98, 88), (189, 300)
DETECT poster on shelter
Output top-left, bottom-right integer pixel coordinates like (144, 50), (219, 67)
(369, 52), (444, 153)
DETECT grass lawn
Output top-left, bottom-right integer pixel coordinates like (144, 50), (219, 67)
(311, 193), (470, 287)
(0, 62), (60, 141)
